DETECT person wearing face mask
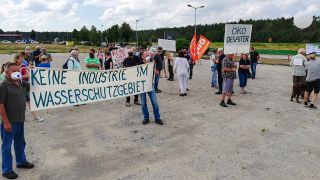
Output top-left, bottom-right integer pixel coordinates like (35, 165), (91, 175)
(0, 63), (35, 179)
(85, 49), (100, 71)
(123, 50), (141, 107)
(104, 52), (113, 70)
(13, 54), (44, 122)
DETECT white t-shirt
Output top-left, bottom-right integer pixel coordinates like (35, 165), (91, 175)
(210, 54), (218, 66)
(174, 57), (189, 74)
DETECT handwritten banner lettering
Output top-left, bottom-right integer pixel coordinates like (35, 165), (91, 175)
(30, 63), (154, 111)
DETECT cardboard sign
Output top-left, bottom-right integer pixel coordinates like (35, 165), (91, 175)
(111, 47), (128, 68)
(224, 24), (252, 54)
(30, 63), (154, 111)
(158, 39), (176, 52)
(306, 44), (320, 55)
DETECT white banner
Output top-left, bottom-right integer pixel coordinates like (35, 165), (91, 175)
(158, 39), (176, 52)
(111, 47), (128, 68)
(306, 44), (320, 55)
(30, 63), (154, 111)
(224, 24), (252, 54)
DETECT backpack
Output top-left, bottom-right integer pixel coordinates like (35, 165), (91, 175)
(62, 59), (74, 69)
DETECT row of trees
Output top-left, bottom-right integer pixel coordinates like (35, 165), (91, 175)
(1, 17), (319, 45)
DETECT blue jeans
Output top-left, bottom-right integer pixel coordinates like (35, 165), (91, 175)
(238, 72), (248, 87)
(251, 63), (257, 79)
(154, 73), (160, 91)
(211, 66), (217, 87)
(1, 123), (27, 174)
(139, 90), (161, 120)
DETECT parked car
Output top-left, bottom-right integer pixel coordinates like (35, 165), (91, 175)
(30, 40), (39, 44)
(15, 40), (26, 44)
(1, 40), (12, 44)
(58, 41), (66, 45)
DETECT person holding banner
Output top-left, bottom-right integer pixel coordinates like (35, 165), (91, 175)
(290, 48), (307, 103)
(249, 47), (260, 79)
(14, 54), (44, 122)
(0, 63), (35, 179)
(140, 52), (163, 125)
(97, 48), (104, 69)
(220, 54), (237, 107)
(174, 51), (190, 96)
(123, 50), (141, 107)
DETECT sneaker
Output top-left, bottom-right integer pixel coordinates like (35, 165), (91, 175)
(310, 104), (318, 109)
(183, 93), (187, 96)
(17, 161), (34, 169)
(186, 89), (190, 91)
(215, 91), (222, 95)
(220, 101), (228, 107)
(34, 117), (44, 122)
(142, 119), (150, 125)
(134, 102), (141, 105)
(156, 90), (162, 93)
(2, 171), (18, 179)
(304, 102), (309, 106)
(179, 94), (184, 97)
(155, 119), (164, 125)
(227, 99), (236, 106)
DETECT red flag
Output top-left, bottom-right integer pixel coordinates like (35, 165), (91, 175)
(189, 33), (198, 60)
(196, 35), (211, 61)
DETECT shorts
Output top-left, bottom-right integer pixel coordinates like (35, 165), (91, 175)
(306, 79), (320, 93)
(293, 76), (306, 86)
(222, 78), (234, 94)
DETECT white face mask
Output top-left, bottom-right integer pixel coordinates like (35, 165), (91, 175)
(146, 56), (150, 61)
(11, 72), (22, 80)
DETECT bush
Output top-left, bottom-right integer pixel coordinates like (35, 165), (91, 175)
(176, 38), (189, 52)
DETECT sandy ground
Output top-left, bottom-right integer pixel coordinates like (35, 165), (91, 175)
(0, 54), (320, 180)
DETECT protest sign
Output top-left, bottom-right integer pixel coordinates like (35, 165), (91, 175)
(196, 35), (211, 60)
(224, 24), (252, 54)
(30, 63), (154, 111)
(111, 47), (128, 68)
(158, 39), (176, 52)
(306, 44), (320, 55)
(189, 33), (198, 60)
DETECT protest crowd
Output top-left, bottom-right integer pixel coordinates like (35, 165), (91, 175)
(0, 41), (319, 179)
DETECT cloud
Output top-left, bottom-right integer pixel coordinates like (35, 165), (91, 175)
(0, 0), (319, 31)
(0, 0), (82, 31)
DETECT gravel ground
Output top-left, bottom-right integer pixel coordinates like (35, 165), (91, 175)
(0, 54), (319, 180)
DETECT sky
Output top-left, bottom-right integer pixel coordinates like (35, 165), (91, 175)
(0, 0), (319, 32)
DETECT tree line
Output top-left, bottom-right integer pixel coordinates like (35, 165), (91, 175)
(1, 17), (319, 46)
